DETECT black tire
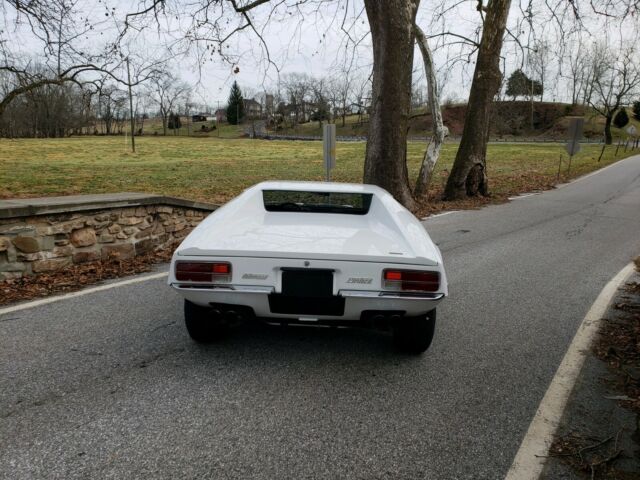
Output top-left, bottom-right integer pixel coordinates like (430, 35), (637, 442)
(184, 300), (227, 343)
(393, 309), (436, 354)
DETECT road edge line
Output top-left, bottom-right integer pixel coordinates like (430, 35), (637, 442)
(504, 261), (636, 480)
(0, 271), (168, 316)
(558, 153), (640, 188)
(423, 210), (460, 220)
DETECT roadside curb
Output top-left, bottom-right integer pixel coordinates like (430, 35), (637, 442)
(504, 262), (636, 480)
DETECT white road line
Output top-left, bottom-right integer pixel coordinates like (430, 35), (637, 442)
(508, 192), (540, 200)
(559, 153), (640, 187)
(0, 271), (168, 316)
(504, 262), (636, 480)
(423, 210), (460, 220)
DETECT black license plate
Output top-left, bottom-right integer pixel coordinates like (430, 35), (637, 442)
(269, 268), (345, 316)
(281, 269), (333, 297)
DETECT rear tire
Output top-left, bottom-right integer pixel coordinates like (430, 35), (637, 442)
(184, 300), (227, 343)
(393, 309), (436, 354)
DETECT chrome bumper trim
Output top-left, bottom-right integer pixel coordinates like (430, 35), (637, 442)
(339, 290), (445, 301)
(171, 284), (274, 294)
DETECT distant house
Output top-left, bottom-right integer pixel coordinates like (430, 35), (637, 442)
(243, 98), (262, 119)
(214, 109), (227, 123)
(192, 113), (215, 122)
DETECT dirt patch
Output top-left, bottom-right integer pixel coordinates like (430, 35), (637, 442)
(549, 258), (640, 478)
(0, 246), (175, 306)
(549, 431), (634, 479)
(593, 267), (640, 414)
(414, 192), (502, 218)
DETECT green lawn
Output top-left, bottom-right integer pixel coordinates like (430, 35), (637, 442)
(0, 136), (637, 207)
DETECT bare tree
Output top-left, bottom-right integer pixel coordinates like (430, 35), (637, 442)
(117, 0), (440, 207)
(363, 0), (420, 209)
(282, 73), (314, 126)
(97, 83), (130, 135)
(0, 0), (117, 116)
(412, 84), (428, 110)
(310, 76), (330, 128)
(563, 35), (592, 105)
(327, 73), (353, 127)
(529, 39), (551, 101)
(0, 73), (89, 137)
(589, 44), (640, 144)
(151, 73), (190, 136)
(414, 24), (445, 200)
(443, 0), (512, 200)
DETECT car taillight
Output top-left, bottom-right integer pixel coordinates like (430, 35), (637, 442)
(175, 262), (232, 283)
(383, 269), (439, 292)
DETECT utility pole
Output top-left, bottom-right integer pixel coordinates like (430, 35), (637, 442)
(126, 57), (136, 153)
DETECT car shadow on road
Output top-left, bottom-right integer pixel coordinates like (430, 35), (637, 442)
(184, 320), (425, 364)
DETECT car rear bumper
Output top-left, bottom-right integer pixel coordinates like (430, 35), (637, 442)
(170, 284), (444, 320)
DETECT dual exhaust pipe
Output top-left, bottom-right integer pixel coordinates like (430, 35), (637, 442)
(364, 311), (404, 330)
(210, 304), (253, 326)
(209, 305), (405, 328)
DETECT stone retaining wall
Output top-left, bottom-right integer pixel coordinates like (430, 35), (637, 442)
(0, 194), (217, 281)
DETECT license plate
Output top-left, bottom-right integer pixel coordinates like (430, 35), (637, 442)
(281, 269), (333, 297)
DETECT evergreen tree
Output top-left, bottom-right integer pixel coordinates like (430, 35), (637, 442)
(632, 101), (640, 122)
(168, 112), (182, 130)
(226, 81), (244, 125)
(505, 69), (543, 100)
(613, 108), (629, 129)
(311, 102), (330, 122)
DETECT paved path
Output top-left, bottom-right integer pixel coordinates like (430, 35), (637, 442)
(2, 156), (640, 479)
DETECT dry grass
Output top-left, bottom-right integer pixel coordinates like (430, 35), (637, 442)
(0, 136), (638, 210)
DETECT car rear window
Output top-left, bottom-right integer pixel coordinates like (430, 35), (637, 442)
(262, 190), (373, 215)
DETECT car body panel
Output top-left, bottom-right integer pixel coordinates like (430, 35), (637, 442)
(169, 181), (447, 321)
(176, 181), (441, 266)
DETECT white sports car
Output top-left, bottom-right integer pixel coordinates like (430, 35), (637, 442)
(168, 181), (447, 353)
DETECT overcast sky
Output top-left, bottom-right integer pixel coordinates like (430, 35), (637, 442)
(3, 0), (638, 108)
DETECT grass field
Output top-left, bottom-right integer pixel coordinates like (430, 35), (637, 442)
(145, 120), (246, 138)
(0, 136), (637, 210)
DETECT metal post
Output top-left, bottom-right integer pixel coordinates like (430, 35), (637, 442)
(323, 123), (336, 182)
(126, 57), (135, 153)
(125, 57), (136, 153)
(556, 154), (562, 182)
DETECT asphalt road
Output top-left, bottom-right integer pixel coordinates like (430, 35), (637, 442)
(2, 155), (640, 480)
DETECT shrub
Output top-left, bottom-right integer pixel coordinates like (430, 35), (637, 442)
(632, 101), (640, 122)
(613, 108), (629, 129)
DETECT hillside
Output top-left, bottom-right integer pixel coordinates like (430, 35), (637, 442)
(279, 102), (639, 141)
(92, 102), (639, 142)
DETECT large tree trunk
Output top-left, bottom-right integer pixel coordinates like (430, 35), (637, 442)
(414, 24), (444, 199)
(363, 0), (419, 210)
(604, 114), (613, 145)
(443, 0), (512, 200)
